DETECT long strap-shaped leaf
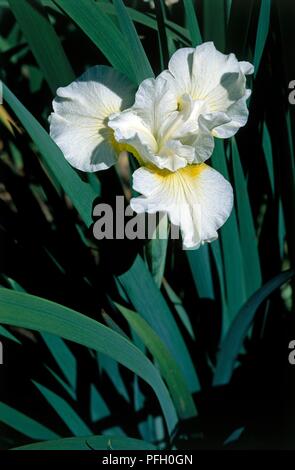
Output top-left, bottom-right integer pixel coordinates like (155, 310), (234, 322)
(0, 401), (59, 440)
(183, 0), (202, 47)
(213, 269), (294, 385)
(8, 0), (75, 93)
(112, 0), (154, 83)
(53, 0), (135, 82)
(118, 255), (200, 393)
(253, 0), (271, 77)
(13, 434), (156, 450)
(231, 139), (262, 297)
(0, 288), (178, 434)
(116, 303), (197, 420)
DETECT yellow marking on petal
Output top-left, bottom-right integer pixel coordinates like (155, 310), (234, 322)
(148, 162), (207, 180)
(108, 129), (145, 166)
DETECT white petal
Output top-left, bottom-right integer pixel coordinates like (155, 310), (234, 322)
(49, 65), (135, 172)
(191, 42), (245, 109)
(166, 47), (195, 96)
(131, 163), (233, 249)
(239, 61), (254, 75)
(108, 109), (157, 165)
(212, 90), (251, 138)
(166, 43), (253, 136)
(156, 139), (195, 171)
(132, 77), (177, 135)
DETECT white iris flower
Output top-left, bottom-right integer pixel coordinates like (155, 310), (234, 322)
(49, 43), (253, 249)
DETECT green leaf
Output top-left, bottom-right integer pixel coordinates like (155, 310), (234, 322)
(46, 366), (76, 400)
(226, 0), (255, 56)
(211, 141), (247, 320)
(13, 435), (156, 450)
(98, 353), (130, 403)
(162, 279), (195, 340)
(8, 0), (74, 93)
(53, 0), (135, 82)
(99, 2), (191, 45)
(90, 384), (110, 422)
(231, 139), (262, 296)
(3, 83), (97, 226)
(33, 381), (91, 436)
(144, 214), (168, 287)
(41, 333), (77, 392)
(214, 269), (294, 385)
(183, 0), (202, 46)
(187, 245), (214, 300)
(112, 0), (154, 83)
(0, 325), (20, 344)
(262, 122), (275, 194)
(154, 0), (169, 69)
(116, 303), (197, 420)
(0, 401), (59, 440)
(253, 0), (271, 76)
(203, 0), (226, 51)
(118, 255), (200, 393)
(0, 288), (177, 434)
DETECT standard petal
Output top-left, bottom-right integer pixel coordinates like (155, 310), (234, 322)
(166, 42), (253, 136)
(130, 163), (233, 249)
(166, 47), (195, 96)
(191, 42), (246, 110)
(132, 76), (178, 136)
(239, 61), (254, 75)
(49, 65), (135, 172)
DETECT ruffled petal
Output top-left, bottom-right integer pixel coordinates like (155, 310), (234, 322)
(156, 139), (195, 171)
(130, 163), (233, 249)
(49, 65), (135, 172)
(165, 48), (195, 96)
(108, 109), (158, 165)
(212, 89), (251, 138)
(131, 76), (178, 135)
(165, 42), (254, 138)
